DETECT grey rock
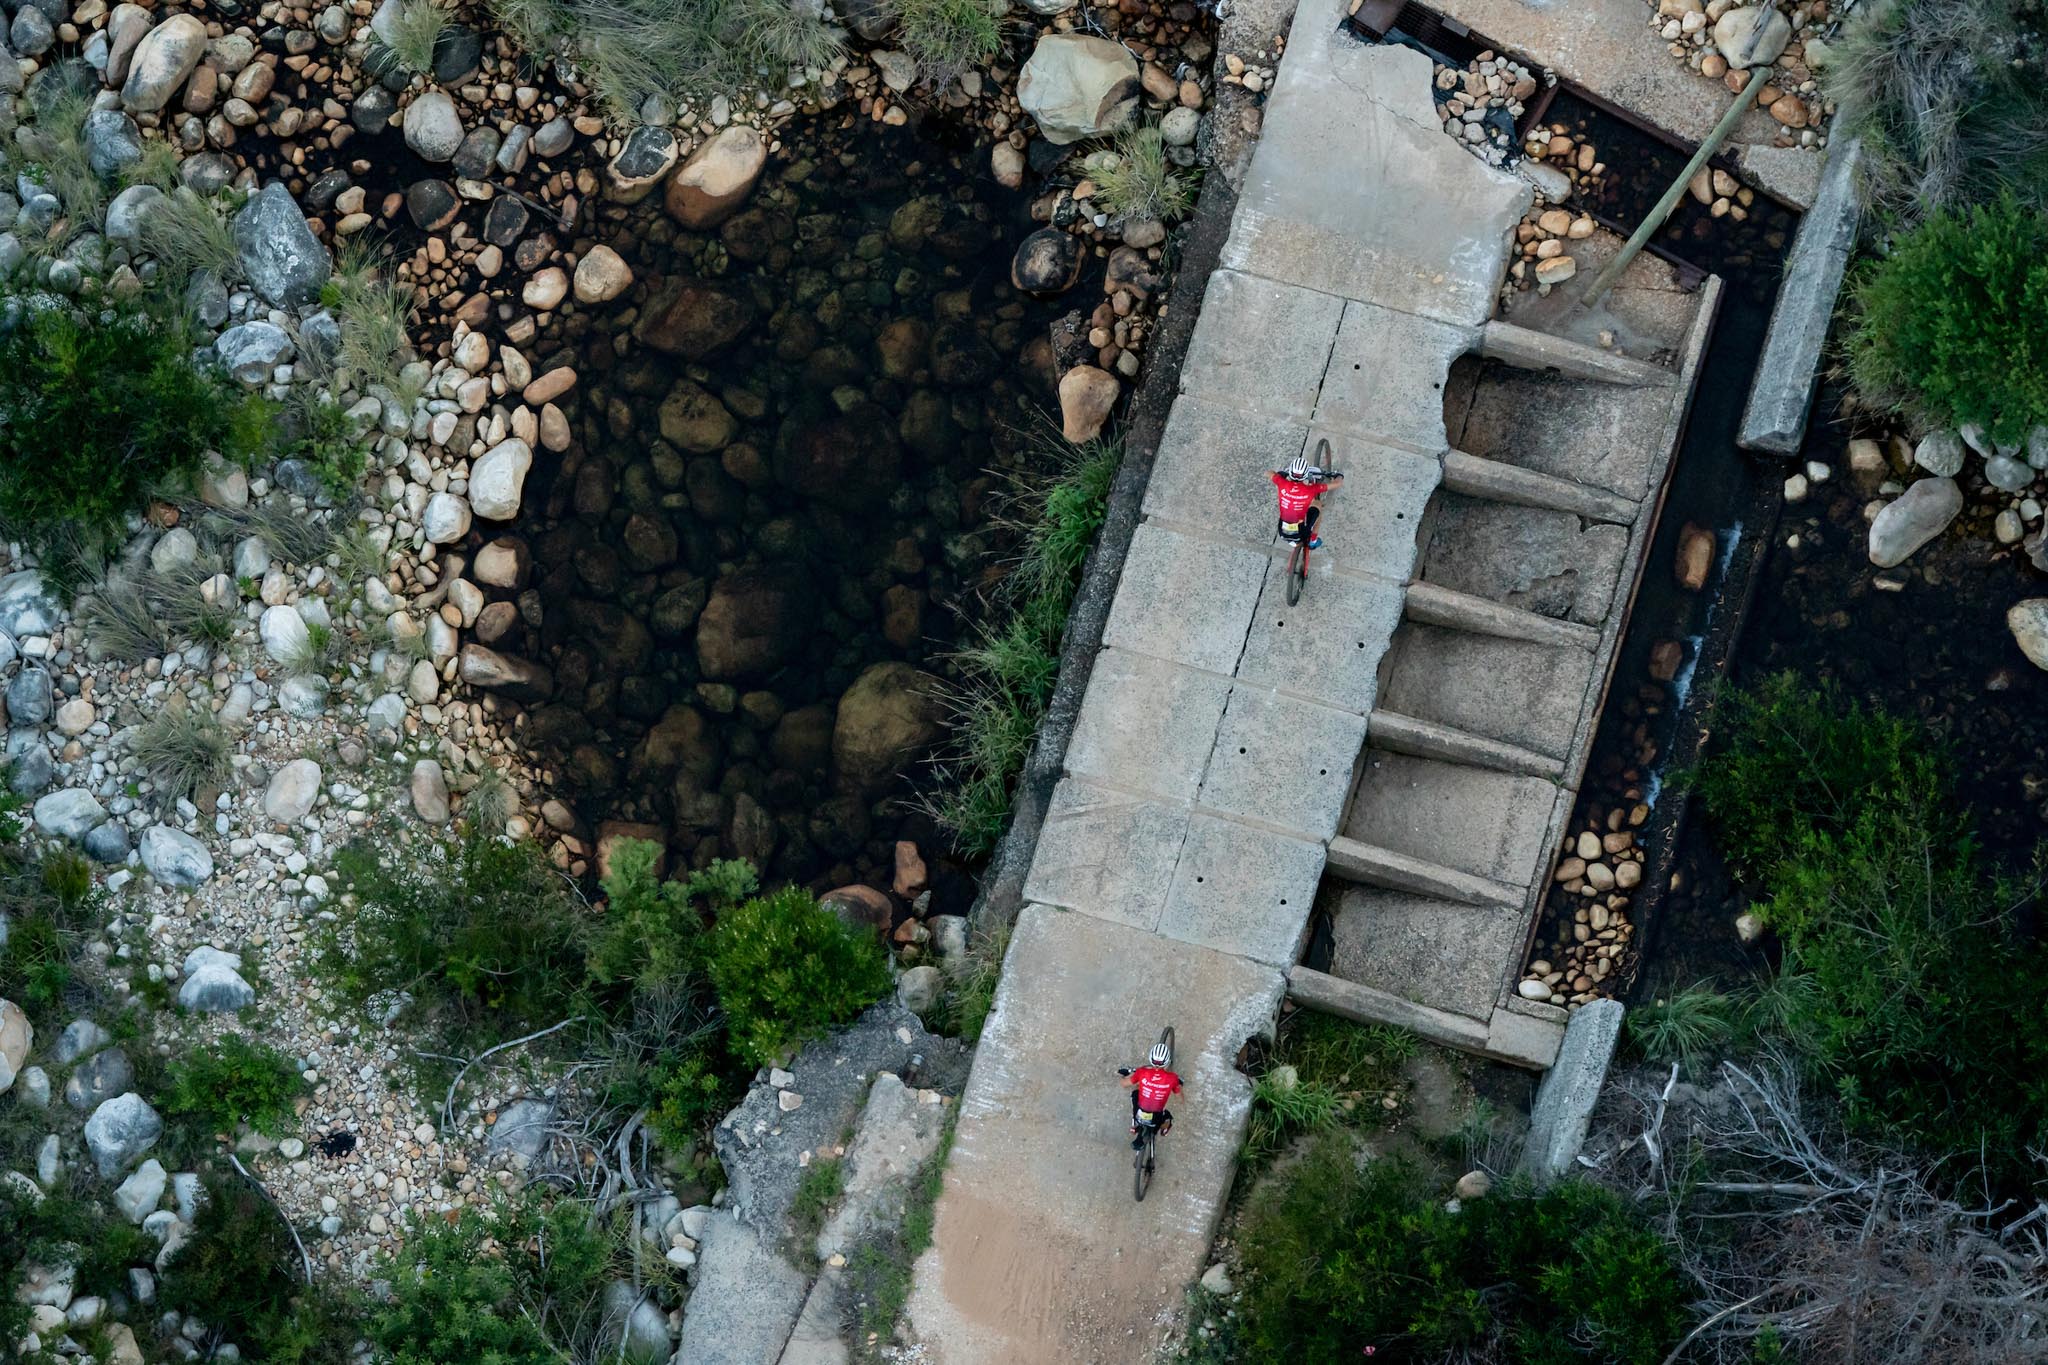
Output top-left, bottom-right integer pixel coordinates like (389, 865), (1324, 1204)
(350, 84), (396, 135)
(297, 308), (343, 364)
(365, 692), (407, 743)
(177, 946), (254, 1012)
(213, 320), (294, 385)
(36, 1133), (60, 1187)
(9, 746), (54, 797)
(896, 964), (943, 1014)
(121, 14), (209, 113)
(2008, 598), (2048, 671)
(601, 1281), (674, 1363)
(403, 90), (465, 163)
(10, 6), (54, 57)
(0, 570), (60, 637)
(184, 268), (230, 328)
(233, 183), (331, 308)
(532, 116), (574, 158)
(604, 125), (678, 204)
(814, 1072), (946, 1260)
(262, 758), (321, 823)
(278, 674), (329, 718)
(65, 1048), (135, 1112)
(53, 1018), (113, 1066)
(409, 758), (449, 824)
(1160, 105), (1200, 148)
(675, 1217), (808, 1365)
(179, 152), (237, 194)
(8, 668), (53, 726)
(114, 1159), (167, 1223)
(1867, 476), (1962, 567)
(495, 123), (533, 174)
(271, 457), (325, 498)
(83, 821), (131, 863)
(84, 1092), (163, 1179)
(453, 125), (502, 180)
(103, 184), (164, 243)
(1985, 455), (2033, 492)
(16, 1065), (50, 1107)
(138, 825), (213, 888)
(485, 1098), (553, 1159)
(233, 534), (272, 581)
(83, 109), (144, 179)
(1018, 33), (1139, 145)
(149, 526), (200, 575)
(34, 789), (106, 842)
(1913, 429), (1965, 477)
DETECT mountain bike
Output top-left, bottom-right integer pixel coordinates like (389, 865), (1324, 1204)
(1130, 1025), (1174, 1202)
(1284, 438), (1337, 606)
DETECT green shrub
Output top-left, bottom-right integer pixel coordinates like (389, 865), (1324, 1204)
(163, 1033), (307, 1137)
(588, 840), (755, 985)
(0, 840), (105, 1027)
(1094, 125), (1195, 223)
(925, 432), (1120, 854)
(1241, 1013), (1414, 1170)
(365, 1192), (611, 1364)
(889, 0), (1004, 83)
(1844, 193), (2048, 444)
(792, 1155), (844, 1242)
(707, 886), (892, 1067)
(161, 1174), (356, 1363)
(1693, 673), (2048, 1181)
(0, 294), (267, 570)
(1820, 0), (2048, 221)
(1232, 1138), (1689, 1363)
(325, 831), (591, 1053)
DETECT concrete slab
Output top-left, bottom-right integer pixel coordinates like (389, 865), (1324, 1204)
(904, 905), (1285, 1364)
(1144, 395), (1305, 546)
(1021, 778), (1189, 933)
(1344, 748), (1557, 885)
(1177, 270), (1344, 425)
(1453, 364), (1676, 502)
(1312, 301), (1475, 456)
(1520, 998), (1626, 1182)
(1224, 29), (1529, 327)
(1236, 552), (1408, 715)
(1299, 431), (1440, 583)
(675, 1216), (808, 1365)
(1195, 686), (1367, 839)
(1420, 494), (1630, 627)
(1101, 522), (1267, 676)
(1159, 812), (1325, 964)
(1063, 649), (1232, 805)
(1378, 622), (1596, 760)
(1741, 140), (1864, 454)
(1327, 883), (1528, 1019)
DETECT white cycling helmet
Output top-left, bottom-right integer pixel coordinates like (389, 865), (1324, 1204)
(1148, 1042), (1170, 1066)
(1284, 450), (1311, 480)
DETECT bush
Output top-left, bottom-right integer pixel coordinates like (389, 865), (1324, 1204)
(1624, 982), (1737, 1073)
(163, 1033), (307, 1137)
(1241, 1012), (1414, 1170)
(1843, 193), (2048, 445)
(128, 699), (235, 808)
(1094, 125), (1196, 223)
(1820, 0), (2048, 220)
(1692, 673), (2048, 1183)
(889, 0), (1004, 84)
(0, 293), (267, 569)
(161, 1174), (356, 1363)
(0, 839), (106, 1028)
(1231, 1138), (1690, 1363)
(707, 886), (892, 1067)
(587, 841), (754, 986)
(366, 1192), (612, 1364)
(325, 831), (591, 1054)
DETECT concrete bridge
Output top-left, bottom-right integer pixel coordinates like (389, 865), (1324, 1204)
(902, 4), (1718, 1359)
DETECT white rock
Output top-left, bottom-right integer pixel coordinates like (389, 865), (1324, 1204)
(469, 439), (533, 521)
(262, 758), (322, 823)
(423, 492), (472, 544)
(1913, 429), (1965, 477)
(260, 604), (310, 664)
(2007, 598), (2048, 672)
(1867, 477), (1962, 567)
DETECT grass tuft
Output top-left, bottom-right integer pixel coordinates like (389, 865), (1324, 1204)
(139, 187), (243, 288)
(1093, 125), (1195, 223)
(130, 699), (234, 808)
(1624, 983), (1737, 1074)
(381, 0), (456, 75)
(889, 0), (1004, 86)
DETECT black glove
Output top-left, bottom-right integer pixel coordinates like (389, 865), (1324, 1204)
(1117, 1067), (1132, 1077)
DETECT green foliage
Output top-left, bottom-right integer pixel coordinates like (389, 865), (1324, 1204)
(1094, 125), (1196, 224)
(0, 1179), (159, 1351)
(325, 830), (591, 1053)
(161, 1174), (357, 1363)
(0, 836), (106, 1028)
(1693, 673), (2048, 1183)
(365, 1192), (612, 1364)
(81, 560), (238, 661)
(842, 1120), (954, 1361)
(163, 1033), (307, 1137)
(138, 186), (244, 289)
(1820, 0), (2048, 221)
(930, 922), (1008, 1044)
(638, 1043), (742, 1149)
(707, 886), (892, 1067)
(588, 840), (755, 985)
(1843, 193), (2048, 444)
(128, 698), (234, 808)
(1625, 983), (1738, 1073)
(327, 239), (419, 400)
(0, 293), (265, 569)
(122, 137), (183, 193)
(380, 0), (454, 74)
(926, 432), (1120, 854)
(792, 1155), (844, 1242)
(1232, 1140), (1689, 1363)
(284, 391), (372, 501)
(1241, 1013), (1415, 1170)
(20, 85), (105, 242)
(888, 0), (1004, 83)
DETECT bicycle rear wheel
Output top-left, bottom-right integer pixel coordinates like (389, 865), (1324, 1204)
(1286, 542), (1307, 605)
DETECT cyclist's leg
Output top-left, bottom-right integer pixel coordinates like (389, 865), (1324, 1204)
(1305, 504), (1322, 548)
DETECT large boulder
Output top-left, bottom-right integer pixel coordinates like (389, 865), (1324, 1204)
(1058, 365), (1120, 443)
(772, 401), (903, 508)
(458, 644), (555, 701)
(1011, 227), (1084, 295)
(402, 90), (465, 162)
(2008, 599), (2048, 671)
(696, 567), (813, 681)
(34, 789), (106, 842)
(139, 826), (213, 888)
(1867, 477), (1962, 567)
(665, 126), (768, 229)
(1018, 33), (1140, 145)
(262, 758), (321, 824)
(233, 183), (331, 307)
(634, 277), (755, 358)
(84, 1093), (163, 1179)
(470, 438), (533, 520)
(177, 946), (254, 1012)
(120, 13), (207, 113)
(83, 109), (143, 179)
(832, 662), (945, 789)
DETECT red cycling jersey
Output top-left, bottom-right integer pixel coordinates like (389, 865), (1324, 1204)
(1129, 1065), (1182, 1114)
(1271, 470), (1331, 521)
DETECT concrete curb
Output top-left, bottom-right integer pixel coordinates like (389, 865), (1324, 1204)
(965, 172), (1242, 938)
(1519, 997), (1625, 1182)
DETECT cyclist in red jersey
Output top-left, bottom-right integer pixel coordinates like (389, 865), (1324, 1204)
(1272, 446), (1345, 548)
(1118, 1041), (1183, 1150)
